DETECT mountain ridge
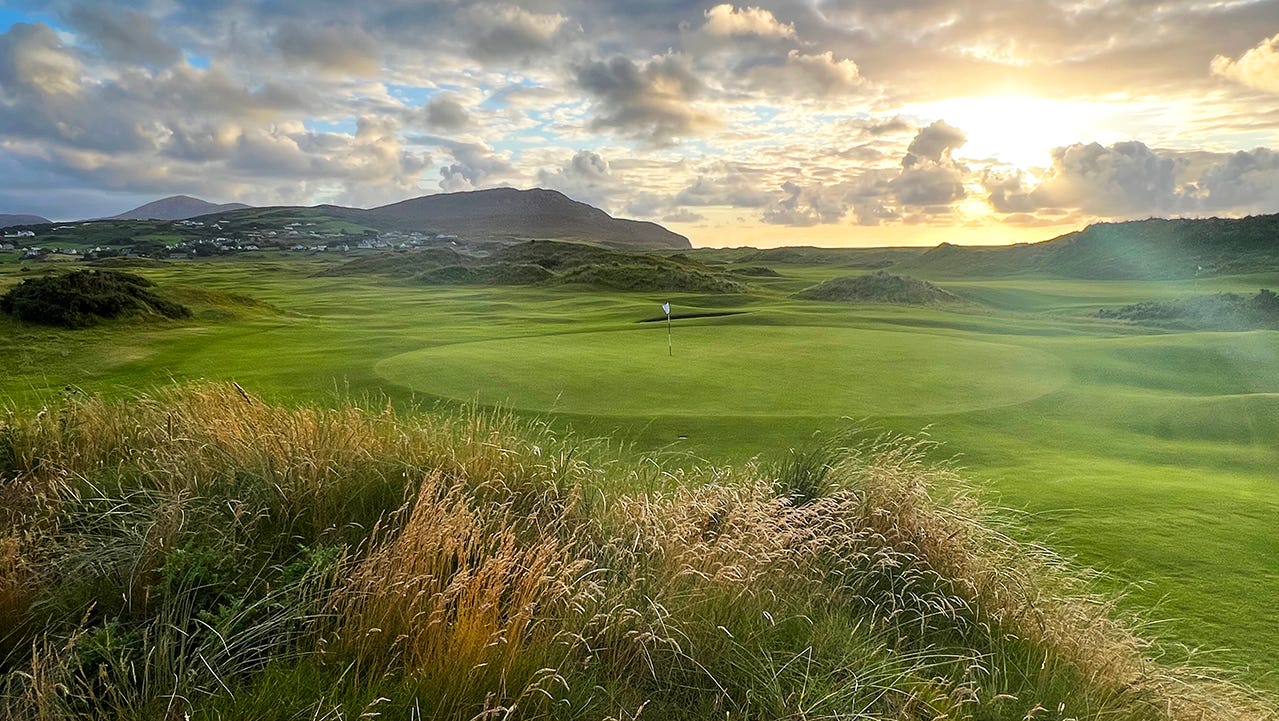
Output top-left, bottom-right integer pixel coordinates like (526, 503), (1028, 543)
(110, 195), (253, 221)
(364, 187), (690, 249)
(1, 214), (52, 229)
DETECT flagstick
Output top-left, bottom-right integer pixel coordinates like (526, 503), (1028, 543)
(667, 313), (672, 356)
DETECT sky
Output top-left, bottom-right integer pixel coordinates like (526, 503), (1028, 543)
(2, 1), (1279, 247)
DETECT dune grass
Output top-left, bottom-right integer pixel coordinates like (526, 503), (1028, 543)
(0, 384), (1274, 720)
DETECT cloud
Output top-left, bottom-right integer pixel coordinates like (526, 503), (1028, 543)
(742, 50), (863, 96)
(702, 5), (795, 38)
(989, 141), (1182, 216)
(902, 120), (966, 167)
(1194, 147), (1279, 212)
(460, 4), (566, 62)
(535, 150), (619, 210)
(1212, 33), (1279, 94)
(423, 94), (472, 130)
(411, 135), (514, 192)
(676, 171), (775, 208)
(892, 121), (967, 206)
(64, 4), (180, 68)
(662, 209), (705, 223)
(575, 54), (717, 144)
(0, 22), (81, 97)
(275, 23), (381, 77)
(762, 180), (850, 225)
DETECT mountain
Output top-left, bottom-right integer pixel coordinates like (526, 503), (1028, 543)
(0, 214), (51, 228)
(895, 214), (1279, 279)
(365, 187), (691, 249)
(110, 195), (252, 221)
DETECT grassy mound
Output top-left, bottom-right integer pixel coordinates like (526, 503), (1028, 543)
(0, 384), (1271, 720)
(795, 271), (963, 305)
(555, 261), (744, 293)
(731, 265), (782, 277)
(0, 270), (190, 328)
(1098, 289), (1279, 330)
(415, 262), (555, 286)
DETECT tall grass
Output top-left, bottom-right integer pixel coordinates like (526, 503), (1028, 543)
(0, 383), (1272, 720)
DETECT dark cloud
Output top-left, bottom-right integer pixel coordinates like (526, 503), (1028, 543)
(423, 94), (473, 131)
(575, 54), (717, 144)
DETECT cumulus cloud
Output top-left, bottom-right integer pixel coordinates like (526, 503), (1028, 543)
(1193, 147), (1279, 211)
(575, 54), (717, 144)
(902, 120), (966, 167)
(987, 141), (1181, 216)
(701, 5), (795, 38)
(535, 150), (619, 210)
(423, 94), (472, 130)
(1211, 33), (1279, 94)
(411, 135), (514, 192)
(892, 121), (967, 206)
(742, 50), (863, 96)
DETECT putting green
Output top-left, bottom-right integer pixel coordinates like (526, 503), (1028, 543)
(375, 325), (1069, 417)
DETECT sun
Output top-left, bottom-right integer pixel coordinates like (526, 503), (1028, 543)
(905, 94), (1133, 170)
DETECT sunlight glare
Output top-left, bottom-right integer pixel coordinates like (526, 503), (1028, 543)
(905, 95), (1133, 170)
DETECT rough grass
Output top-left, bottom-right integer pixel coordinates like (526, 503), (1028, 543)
(0, 384), (1272, 720)
(795, 271), (964, 305)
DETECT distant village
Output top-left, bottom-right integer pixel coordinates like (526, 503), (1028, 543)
(1, 219), (460, 262)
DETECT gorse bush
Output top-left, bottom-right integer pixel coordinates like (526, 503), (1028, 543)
(1098, 289), (1279, 330)
(0, 270), (191, 328)
(0, 384), (1273, 720)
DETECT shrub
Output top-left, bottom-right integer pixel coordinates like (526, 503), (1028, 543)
(0, 270), (190, 328)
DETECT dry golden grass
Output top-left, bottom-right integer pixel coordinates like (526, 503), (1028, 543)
(0, 383), (1273, 720)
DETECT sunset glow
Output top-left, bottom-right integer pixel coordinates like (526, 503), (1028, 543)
(2, 2), (1279, 246)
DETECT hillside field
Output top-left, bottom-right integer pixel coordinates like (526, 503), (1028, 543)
(1, 252), (1277, 691)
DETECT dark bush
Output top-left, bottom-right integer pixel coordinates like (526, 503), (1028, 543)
(0, 270), (191, 328)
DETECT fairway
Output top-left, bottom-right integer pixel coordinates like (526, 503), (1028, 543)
(375, 324), (1070, 416)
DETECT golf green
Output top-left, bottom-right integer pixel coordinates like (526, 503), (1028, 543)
(375, 324), (1070, 417)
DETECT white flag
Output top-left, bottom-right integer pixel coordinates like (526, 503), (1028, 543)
(661, 302), (670, 315)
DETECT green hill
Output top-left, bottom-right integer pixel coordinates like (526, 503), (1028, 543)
(895, 214), (1279, 279)
(0, 385), (1269, 720)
